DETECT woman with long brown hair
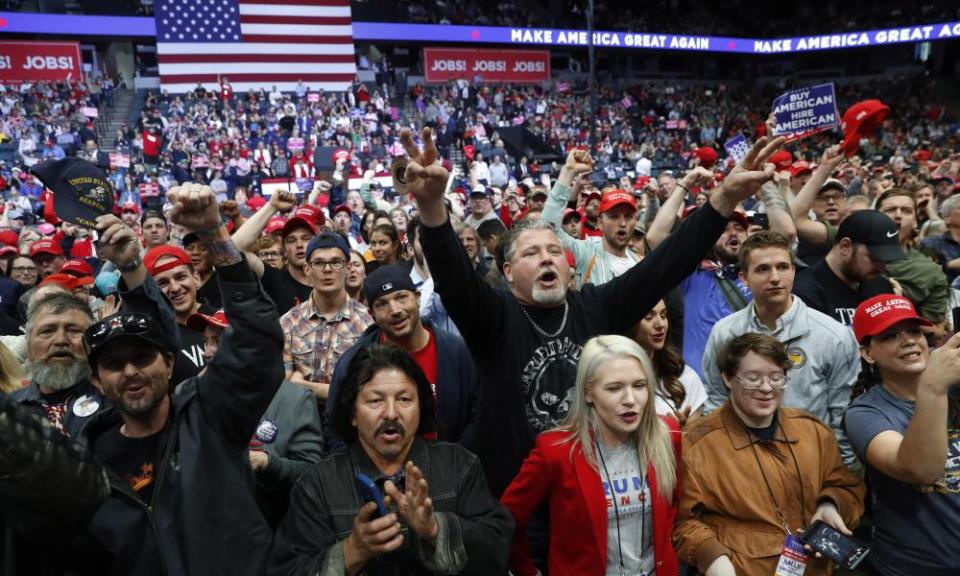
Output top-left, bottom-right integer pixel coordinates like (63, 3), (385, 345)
(633, 299), (706, 427)
(501, 335), (680, 576)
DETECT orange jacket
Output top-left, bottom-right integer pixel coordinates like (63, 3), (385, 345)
(673, 402), (865, 576)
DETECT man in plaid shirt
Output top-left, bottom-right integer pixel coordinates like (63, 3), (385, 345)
(280, 232), (372, 416)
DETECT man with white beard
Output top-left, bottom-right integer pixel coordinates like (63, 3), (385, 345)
(402, 126), (787, 502)
(10, 291), (108, 438)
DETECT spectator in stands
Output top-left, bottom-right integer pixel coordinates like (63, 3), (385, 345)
(464, 186), (500, 228)
(270, 344), (513, 575)
(367, 223), (405, 273)
(140, 210), (170, 250)
(846, 294), (960, 576)
(674, 333), (864, 576)
(920, 193), (960, 282)
(280, 232), (372, 407)
(632, 299), (706, 426)
(793, 210), (901, 326)
(29, 239), (65, 279)
(9, 255), (38, 290)
(326, 265), (477, 452)
(11, 291), (107, 437)
(501, 335), (680, 576)
(256, 235), (285, 270)
(701, 231), (860, 466)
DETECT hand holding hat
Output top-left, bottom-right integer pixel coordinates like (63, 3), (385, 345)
(95, 214), (141, 271)
(840, 99), (891, 157)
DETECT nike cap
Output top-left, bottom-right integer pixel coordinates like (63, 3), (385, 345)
(836, 209), (904, 262)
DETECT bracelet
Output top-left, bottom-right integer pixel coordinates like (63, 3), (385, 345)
(676, 184), (690, 194)
(116, 254), (143, 273)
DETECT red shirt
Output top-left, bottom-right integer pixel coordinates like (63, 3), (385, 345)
(380, 328), (438, 438)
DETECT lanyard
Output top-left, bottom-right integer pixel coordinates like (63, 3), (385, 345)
(742, 418), (805, 535)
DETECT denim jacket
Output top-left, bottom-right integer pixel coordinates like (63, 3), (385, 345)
(269, 438), (515, 576)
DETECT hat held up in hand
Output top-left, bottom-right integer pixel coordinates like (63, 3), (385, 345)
(840, 99), (891, 158)
(30, 158), (115, 228)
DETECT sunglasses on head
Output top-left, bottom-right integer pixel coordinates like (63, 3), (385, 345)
(86, 313), (153, 349)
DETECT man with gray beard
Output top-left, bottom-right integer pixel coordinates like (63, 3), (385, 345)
(10, 291), (108, 438)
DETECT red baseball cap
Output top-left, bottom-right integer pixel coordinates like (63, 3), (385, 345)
(581, 189), (602, 202)
(332, 204), (352, 218)
(599, 189), (637, 214)
(40, 272), (94, 291)
(121, 201), (140, 214)
(187, 309), (228, 332)
(144, 245), (192, 276)
(840, 99), (891, 158)
(634, 175), (650, 189)
(61, 259), (94, 278)
(0, 230), (19, 247)
(0, 246), (17, 258)
(562, 208), (583, 223)
(790, 161), (812, 177)
(853, 294), (931, 344)
(265, 216), (287, 236)
(769, 150), (794, 171)
(694, 146), (718, 169)
(29, 239), (64, 259)
(281, 205), (324, 237)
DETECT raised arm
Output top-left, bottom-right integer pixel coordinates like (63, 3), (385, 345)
(403, 128), (506, 352)
(645, 167), (713, 250)
(789, 146), (844, 248)
(232, 188), (297, 251)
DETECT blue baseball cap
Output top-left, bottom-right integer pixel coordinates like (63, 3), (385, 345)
(305, 232), (350, 261)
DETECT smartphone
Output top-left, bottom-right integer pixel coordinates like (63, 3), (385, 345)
(799, 520), (870, 570)
(952, 307), (960, 334)
(355, 472), (389, 518)
(752, 213), (770, 230)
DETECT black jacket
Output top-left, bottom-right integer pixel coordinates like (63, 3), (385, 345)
(324, 320), (478, 454)
(77, 261), (285, 576)
(420, 202), (729, 496)
(269, 438), (514, 575)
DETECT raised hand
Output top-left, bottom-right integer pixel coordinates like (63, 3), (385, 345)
(167, 183), (222, 233)
(564, 149), (593, 175)
(713, 136), (785, 213)
(383, 461), (439, 544)
(401, 128), (450, 225)
(95, 214), (141, 270)
(268, 188), (296, 213)
(679, 166), (714, 191)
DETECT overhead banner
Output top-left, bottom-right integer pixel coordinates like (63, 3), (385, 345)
(0, 41), (82, 83)
(423, 48), (550, 83)
(772, 83), (839, 142)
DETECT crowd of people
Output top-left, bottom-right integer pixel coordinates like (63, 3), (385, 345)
(1, 67), (960, 576)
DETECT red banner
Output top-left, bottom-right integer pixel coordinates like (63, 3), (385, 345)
(0, 41), (83, 83)
(423, 48), (550, 84)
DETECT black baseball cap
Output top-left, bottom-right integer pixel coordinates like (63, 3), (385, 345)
(364, 265), (417, 308)
(30, 158), (114, 228)
(836, 210), (904, 262)
(85, 312), (171, 368)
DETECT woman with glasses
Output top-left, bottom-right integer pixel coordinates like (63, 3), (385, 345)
(845, 295), (960, 575)
(674, 333), (864, 576)
(501, 335), (681, 576)
(7, 255), (38, 289)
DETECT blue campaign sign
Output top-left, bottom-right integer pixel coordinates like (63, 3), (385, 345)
(771, 83), (839, 141)
(724, 134), (750, 164)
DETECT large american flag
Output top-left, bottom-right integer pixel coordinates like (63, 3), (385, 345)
(155, 0), (357, 93)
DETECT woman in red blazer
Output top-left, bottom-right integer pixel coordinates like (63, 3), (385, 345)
(501, 335), (681, 576)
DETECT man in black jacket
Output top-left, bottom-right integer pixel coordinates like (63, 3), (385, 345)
(325, 265), (477, 453)
(76, 183), (285, 576)
(270, 344), (512, 576)
(400, 126), (785, 497)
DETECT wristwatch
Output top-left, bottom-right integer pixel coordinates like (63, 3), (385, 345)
(116, 254), (143, 273)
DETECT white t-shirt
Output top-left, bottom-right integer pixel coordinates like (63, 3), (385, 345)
(654, 365), (707, 416)
(607, 253), (635, 278)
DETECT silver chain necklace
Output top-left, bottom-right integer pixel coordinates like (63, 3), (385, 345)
(519, 300), (569, 339)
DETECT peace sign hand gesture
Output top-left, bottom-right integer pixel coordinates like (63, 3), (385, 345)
(401, 128), (450, 226)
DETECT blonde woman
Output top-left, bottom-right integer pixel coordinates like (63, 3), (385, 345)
(501, 335), (680, 576)
(0, 341), (24, 392)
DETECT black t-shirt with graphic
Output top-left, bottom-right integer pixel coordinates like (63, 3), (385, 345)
(92, 425), (167, 503)
(793, 259), (894, 326)
(172, 303), (216, 386)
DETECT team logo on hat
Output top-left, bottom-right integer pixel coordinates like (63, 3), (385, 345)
(382, 282), (393, 291)
(255, 419), (279, 443)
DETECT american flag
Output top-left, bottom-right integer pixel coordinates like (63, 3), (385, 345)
(155, 0), (357, 93)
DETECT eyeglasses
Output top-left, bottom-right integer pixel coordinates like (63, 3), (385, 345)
(86, 313), (152, 348)
(308, 258), (346, 271)
(258, 251), (282, 260)
(12, 266), (37, 273)
(736, 373), (788, 390)
(814, 192), (844, 203)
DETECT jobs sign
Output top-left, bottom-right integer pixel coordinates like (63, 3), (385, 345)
(0, 41), (82, 83)
(424, 48), (550, 83)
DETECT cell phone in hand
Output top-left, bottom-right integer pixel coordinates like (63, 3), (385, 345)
(799, 520), (870, 570)
(355, 472), (389, 518)
(752, 213), (769, 230)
